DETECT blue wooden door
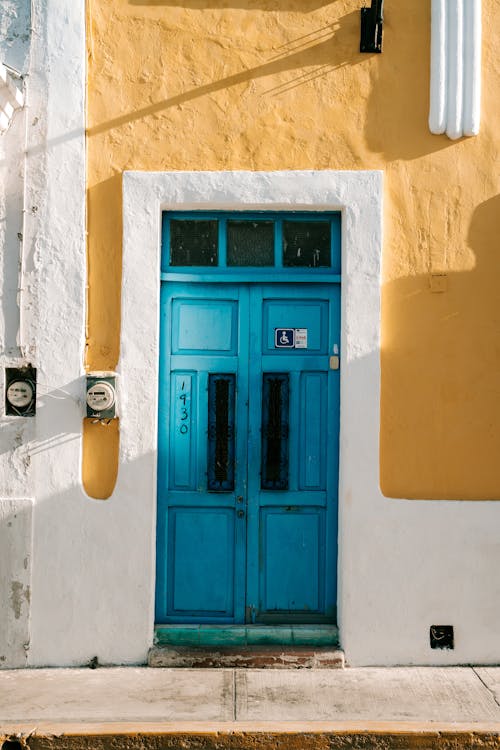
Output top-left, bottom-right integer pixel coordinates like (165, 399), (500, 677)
(156, 282), (340, 624)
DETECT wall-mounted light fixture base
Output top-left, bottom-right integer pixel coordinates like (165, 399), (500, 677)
(360, 0), (384, 53)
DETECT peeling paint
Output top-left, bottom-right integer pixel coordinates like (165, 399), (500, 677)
(10, 581), (23, 620)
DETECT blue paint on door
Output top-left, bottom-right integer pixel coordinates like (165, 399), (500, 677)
(156, 213), (340, 625)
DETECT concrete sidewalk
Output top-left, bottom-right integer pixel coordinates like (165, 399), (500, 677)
(1, 666), (500, 748)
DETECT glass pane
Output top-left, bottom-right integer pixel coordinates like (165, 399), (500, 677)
(261, 374), (289, 490)
(208, 375), (235, 491)
(227, 220), (274, 266)
(170, 219), (218, 266)
(283, 221), (331, 268)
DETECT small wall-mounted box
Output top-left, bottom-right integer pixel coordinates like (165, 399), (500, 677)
(5, 366), (37, 417)
(86, 372), (117, 419)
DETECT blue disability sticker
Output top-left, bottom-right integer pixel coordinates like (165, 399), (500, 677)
(275, 329), (295, 348)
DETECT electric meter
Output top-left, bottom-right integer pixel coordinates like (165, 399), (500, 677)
(7, 380), (34, 408)
(86, 373), (117, 419)
(5, 366), (36, 417)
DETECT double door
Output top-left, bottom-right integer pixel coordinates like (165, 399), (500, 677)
(156, 282), (340, 624)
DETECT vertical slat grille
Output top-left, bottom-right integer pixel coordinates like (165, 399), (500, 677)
(261, 374), (289, 490)
(208, 375), (235, 491)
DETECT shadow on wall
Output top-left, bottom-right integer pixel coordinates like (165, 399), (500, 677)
(7, 450), (156, 668)
(86, 174), (123, 371)
(0, 497), (32, 669)
(380, 194), (500, 499)
(82, 418), (119, 499)
(1, 190), (24, 356)
(363, 0), (456, 161)
(129, 0), (335, 9)
(87, 14), (359, 140)
(86, 12), (360, 370)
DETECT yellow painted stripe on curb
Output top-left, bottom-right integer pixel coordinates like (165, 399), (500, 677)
(2, 721), (500, 736)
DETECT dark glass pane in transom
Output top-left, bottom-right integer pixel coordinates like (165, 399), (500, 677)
(208, 374), (235, 492)
(261, 374), (289, 490)
(283, 221), (331, 268)
(227, 220), (274, 266)
(170, 220), (218, 266)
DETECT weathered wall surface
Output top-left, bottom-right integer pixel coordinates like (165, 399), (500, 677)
(0, 0), (88, 667)
(0, 0), (33, 669)
(1, 0), (499, 669)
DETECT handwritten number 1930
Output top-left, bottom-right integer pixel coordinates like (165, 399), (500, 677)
(179, 380), (189, 435)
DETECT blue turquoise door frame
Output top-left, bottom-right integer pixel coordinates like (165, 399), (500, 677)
(156, 212), (341, 626)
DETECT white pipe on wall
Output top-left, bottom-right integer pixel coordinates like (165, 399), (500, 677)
(429, 0), (482, 140)
(446, 0), (464, 140)
(463, 0), (482, 136)
(429, 0), (447, 134)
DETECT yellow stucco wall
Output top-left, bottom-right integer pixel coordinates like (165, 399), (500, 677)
(85, 0), (500, 499)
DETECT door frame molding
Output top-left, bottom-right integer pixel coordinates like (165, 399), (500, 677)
(120, 170), (383, 649)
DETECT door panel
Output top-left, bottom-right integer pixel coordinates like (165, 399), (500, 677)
(262, 299), (329, 353)
(168, 507), (235, 616)
(172, 298), (238, 354)
(156, 281), (339, 625)
(299, 372), (328, 490)
(246, 285), (339, 623)
(157, 283), (248, 623)
(259, 507), (325, 613)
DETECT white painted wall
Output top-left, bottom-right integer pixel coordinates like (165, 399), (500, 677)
(0, 0), (34, 669)
(23, 0), (152, 668)
(0, 0), (118, 668)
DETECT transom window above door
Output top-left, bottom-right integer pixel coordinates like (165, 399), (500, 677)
(161, 212), (341, 276)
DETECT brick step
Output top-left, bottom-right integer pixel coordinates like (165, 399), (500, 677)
(148, 645), (345, 668)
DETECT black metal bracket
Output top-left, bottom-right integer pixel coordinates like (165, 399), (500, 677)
(360, 0), (383, 53)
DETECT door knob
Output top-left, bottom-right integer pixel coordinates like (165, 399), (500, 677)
(237, 509), (245, 518)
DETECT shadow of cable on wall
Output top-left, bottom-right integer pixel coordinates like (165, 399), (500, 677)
(128, 0), (336, 10)
(87, 14), (360, 137)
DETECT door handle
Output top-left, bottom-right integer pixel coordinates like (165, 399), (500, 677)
(237, 509), (245, 518)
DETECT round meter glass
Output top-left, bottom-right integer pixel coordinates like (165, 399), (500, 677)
(86, 381), (115, 412)
(6, 380), (34, 408)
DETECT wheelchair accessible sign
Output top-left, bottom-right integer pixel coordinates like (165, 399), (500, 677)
(275, 328), (308, 349)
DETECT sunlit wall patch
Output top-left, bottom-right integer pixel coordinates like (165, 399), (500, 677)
(429, 0), (482, 139)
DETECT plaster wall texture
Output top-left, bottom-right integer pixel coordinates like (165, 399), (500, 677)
(23, 0), (142, 668)
(0, 0), (34, 668)
(85, 0), (500, 667)
(1, 0), (500, 670)
(1, 0), (92, 667)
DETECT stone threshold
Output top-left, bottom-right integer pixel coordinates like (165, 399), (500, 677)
(148, 645), (345, 668)
(154, 624), (339, 648)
